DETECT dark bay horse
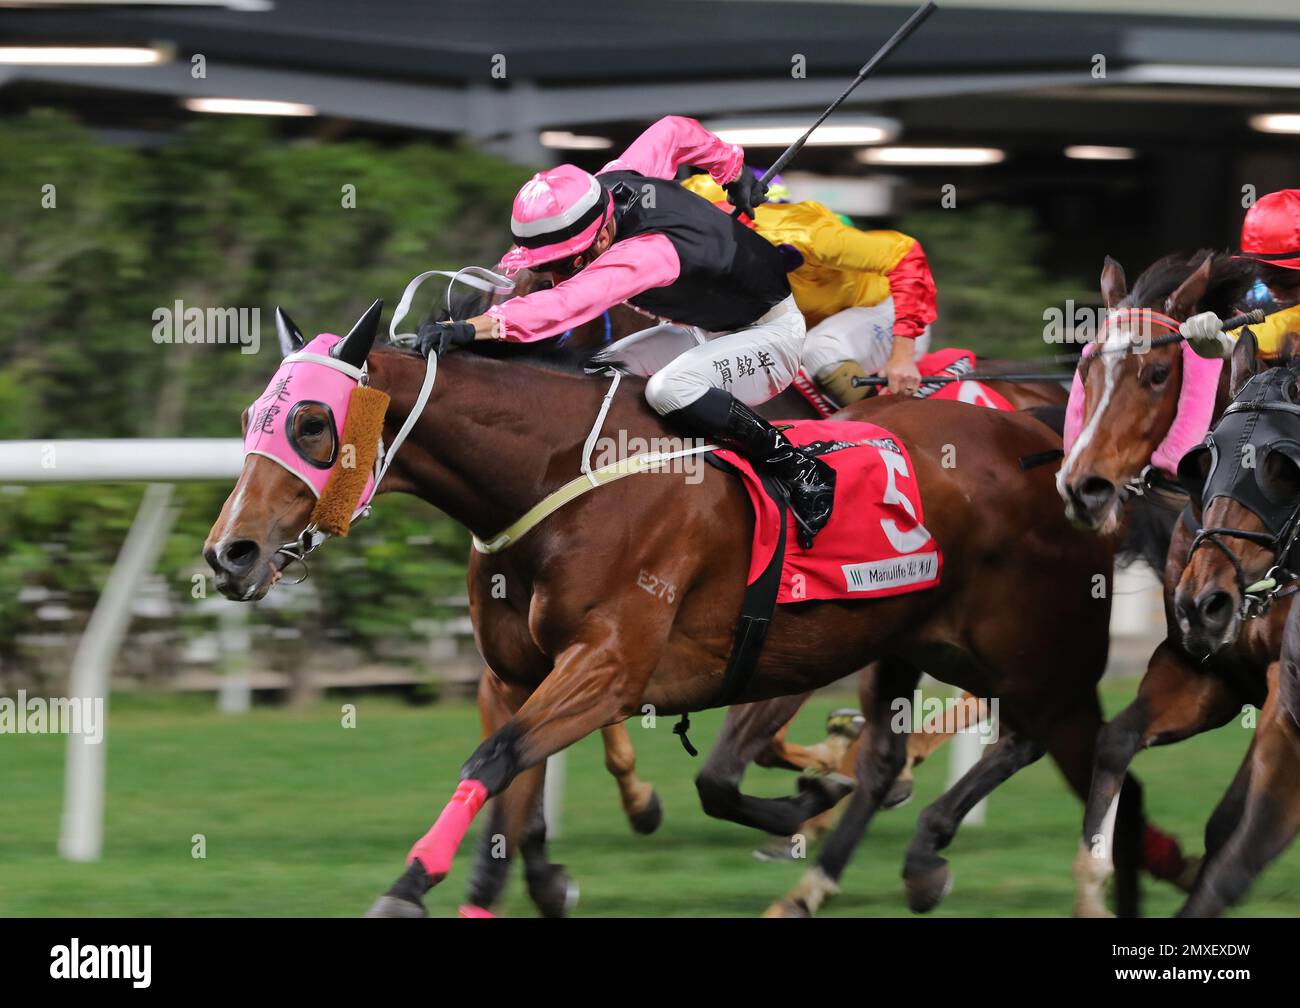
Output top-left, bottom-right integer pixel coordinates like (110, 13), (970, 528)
(1166, 341), (1300, 915)
(1052, 251), (1287, 915)
(204, 301), (1124, 917)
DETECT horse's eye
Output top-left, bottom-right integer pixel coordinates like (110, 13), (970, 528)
(1147, 365), (1170, 386)
(286, 401), (338, 469)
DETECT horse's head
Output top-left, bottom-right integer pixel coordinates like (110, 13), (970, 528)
(204, 300), (386, 601)
(1174, 333), (1300, 655)
(1058, 253), (1222, 532)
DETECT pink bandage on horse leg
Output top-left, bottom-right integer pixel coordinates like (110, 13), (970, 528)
(1149, 345), (1223, 477)
(407, 779), (489, 880)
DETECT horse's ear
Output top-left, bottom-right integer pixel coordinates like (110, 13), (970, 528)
(1231, 326), (1262, 397)
(332, 299), (383, 368)
(275, 307), (306, 357)
(1165, 253), (1213, 322)
(1100, 255), (1127, 310)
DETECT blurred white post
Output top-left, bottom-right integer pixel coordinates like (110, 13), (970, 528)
(947, 686), (987, 827)
(59, 483), (178, 861)
(543, 752), (566, 839)
(216, 603), (252, 714)
(1111, 563), (1156, 636)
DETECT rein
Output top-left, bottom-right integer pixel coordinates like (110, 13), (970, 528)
(473, 368), (717, 553)
(271, 267), (717, 576)
(894, 308), (1263, 389)
(266, 269), (504, 583)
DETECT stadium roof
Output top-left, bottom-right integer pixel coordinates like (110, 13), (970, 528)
(5, 1), (1300, 96)
(3, 1), (1297, 268)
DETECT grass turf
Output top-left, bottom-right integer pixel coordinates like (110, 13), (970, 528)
(2, 686), (1297, 917)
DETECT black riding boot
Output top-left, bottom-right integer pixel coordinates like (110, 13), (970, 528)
(667, 389), (836, 548)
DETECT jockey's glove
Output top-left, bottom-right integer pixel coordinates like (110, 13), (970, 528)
(1179, 311), (1232, 359)
(725, 172), (769, 219)
(415, 321), (476, 357)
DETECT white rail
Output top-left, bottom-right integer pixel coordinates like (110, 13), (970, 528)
(0, 439), (242, 482)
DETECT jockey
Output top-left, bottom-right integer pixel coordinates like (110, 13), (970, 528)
(681, 172), (937, 402)
(413, 116), (835, 546)
(1180, 189), (1300, 360)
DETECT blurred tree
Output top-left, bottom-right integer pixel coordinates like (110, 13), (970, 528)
(0, 112), (521, 688)
(0, 114), (1093, 690)
(898, 204), (1088, 360)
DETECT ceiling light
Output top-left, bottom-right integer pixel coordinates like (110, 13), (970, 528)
(539, 130), (613, 150)
(712, 123), (894, 147)
(0, 45), (168, 66)
(857, 147), (1005, 166)
(1064, 145), (1136, 160)
(183, 97), (317, 117)
(1250, 113), (1300, 134)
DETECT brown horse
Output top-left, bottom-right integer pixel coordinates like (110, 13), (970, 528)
(1165, 342), (1300, 915)
(1178, 659), (1300, 917)
(448, 269), (1066, 913)
(203, 301), (1125, 918)
(761, 255), (1251, 920)
(1053, 251), (1286, 916)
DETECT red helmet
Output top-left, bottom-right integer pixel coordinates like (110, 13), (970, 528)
(1241, 189), (1300, 271)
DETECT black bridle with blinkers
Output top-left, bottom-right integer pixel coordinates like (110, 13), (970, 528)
(1179, 366), (1300, 619)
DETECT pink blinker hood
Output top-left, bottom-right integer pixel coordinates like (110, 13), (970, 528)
(243, 332), (378, 503)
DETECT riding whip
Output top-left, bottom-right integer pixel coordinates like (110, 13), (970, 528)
(732, 0), (938, 218)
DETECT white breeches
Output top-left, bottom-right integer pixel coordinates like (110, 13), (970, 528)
(800, 297), (932, 379)
(597, 296), (807, 414)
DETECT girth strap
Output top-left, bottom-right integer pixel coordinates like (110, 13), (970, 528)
(673, 460), (789, 756)
(716, 469), (788, 707)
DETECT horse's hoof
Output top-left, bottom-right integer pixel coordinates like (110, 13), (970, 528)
(1171, 854), (1203, 893)
(364, 895), (427, 918)
(628, 790), (663, 835)
(761, 897), (811, 918)
(904, 859), (953, 913)
(825, 708), (866, 739)
(753, 836), (797, 862)
(797, 770), (855, 807)
(528, 864), (579, 918)
(882, 776), (914, 810)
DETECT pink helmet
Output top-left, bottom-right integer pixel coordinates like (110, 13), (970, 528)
(498, 164), (613, 273)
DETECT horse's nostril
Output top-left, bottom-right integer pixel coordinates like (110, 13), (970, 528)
(1197, 590), (1235, 633)
(218, 539), (260, 574)
(1076, 475), (1117, 508)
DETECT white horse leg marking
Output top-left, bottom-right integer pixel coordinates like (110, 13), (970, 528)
(1073, 791), (1120, 917)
